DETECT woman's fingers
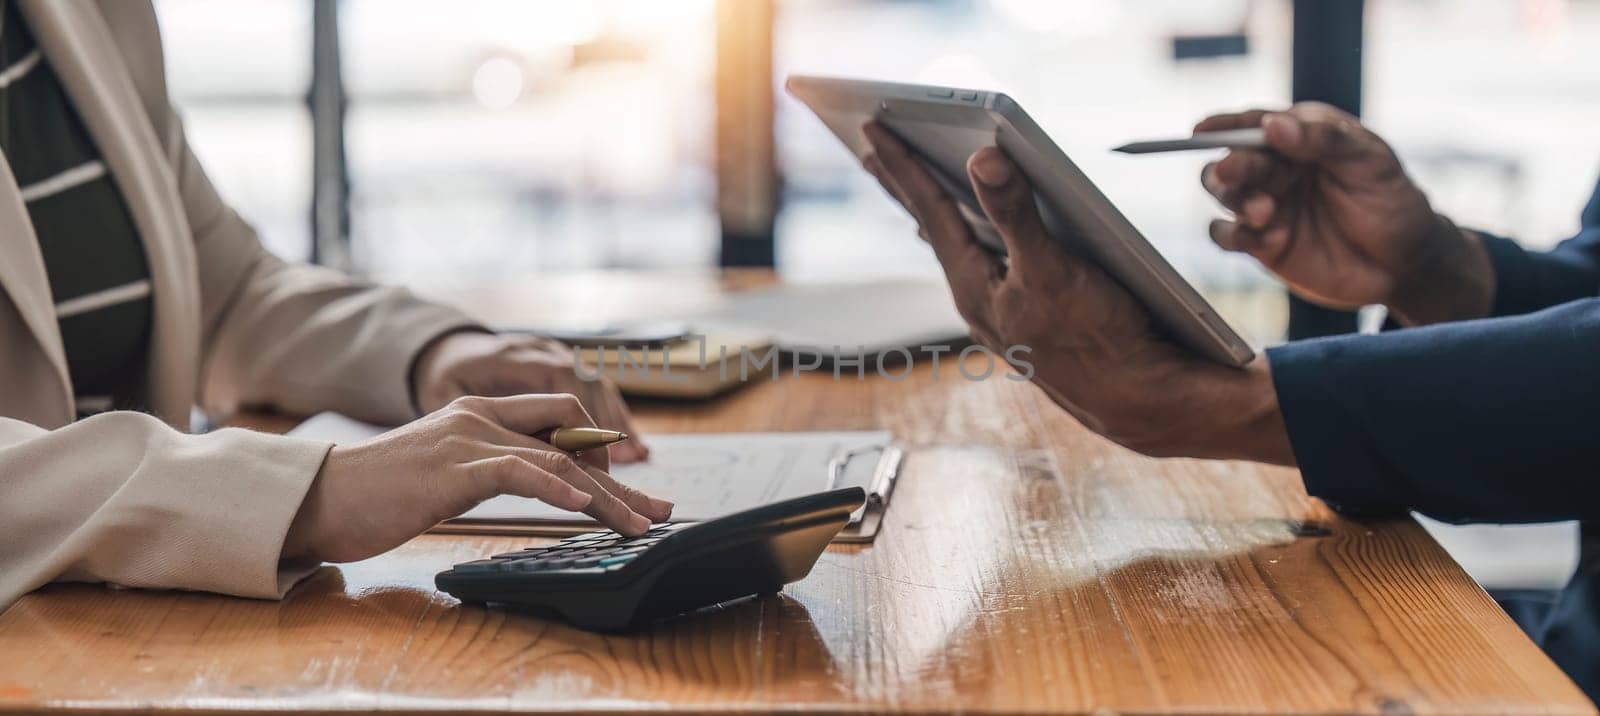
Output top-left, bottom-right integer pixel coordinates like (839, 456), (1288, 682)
(561, 462), (652, 535)
(465, 393), (596, 436)
(483, 348), (647, 466)
(581, 463), (673, 523)
(461, 452), (663, 537)
(453, 413), (665, 535)
(465, 455), (593, 512)
(449, 400), (669, 535)
(506, 445), (652, 535)
(535, 450), (667, 528)
(464, 394), (616, 472)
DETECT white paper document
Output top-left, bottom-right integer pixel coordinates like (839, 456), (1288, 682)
(288, 412), (890, 523)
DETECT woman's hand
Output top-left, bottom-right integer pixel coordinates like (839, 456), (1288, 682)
(1197, 102), (1493, 326)
(411, 331), (648, 463)
(282, 394), (673, 564)
(862, 122), (1293, 463)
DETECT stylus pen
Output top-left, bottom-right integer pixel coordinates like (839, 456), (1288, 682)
(1113, 128), (1267, 155)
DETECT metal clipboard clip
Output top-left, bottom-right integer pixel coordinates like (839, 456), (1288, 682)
(826, 444), (904, 524)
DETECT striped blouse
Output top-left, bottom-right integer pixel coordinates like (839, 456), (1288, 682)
(1, 1), (151, 417)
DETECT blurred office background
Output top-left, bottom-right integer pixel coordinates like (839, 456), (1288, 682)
(156, 0), (1600, 347)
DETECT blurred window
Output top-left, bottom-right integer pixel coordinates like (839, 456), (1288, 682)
(155, 0), (312, 262)
(1367, 0), (1600, 250)
(340, 0), (718, 291)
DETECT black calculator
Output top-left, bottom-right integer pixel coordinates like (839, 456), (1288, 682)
(436, 487), (866, 631)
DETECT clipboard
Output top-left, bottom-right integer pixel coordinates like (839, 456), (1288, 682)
(825, 444), (903, 542)
(431, 441), (905, 543)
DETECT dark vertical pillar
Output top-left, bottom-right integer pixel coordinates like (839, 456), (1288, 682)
(714, 0), (779, 267)
(1288, 0), (1364, 338)
(309, 0), (350, 269)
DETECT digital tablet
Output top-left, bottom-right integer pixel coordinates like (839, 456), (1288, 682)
(785, 75), (1255, 368)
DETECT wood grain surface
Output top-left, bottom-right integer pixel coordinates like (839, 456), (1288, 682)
(0, 271), (1590, 715)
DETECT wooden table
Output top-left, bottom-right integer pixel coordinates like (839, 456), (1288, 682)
(0, 271), (1591, 715)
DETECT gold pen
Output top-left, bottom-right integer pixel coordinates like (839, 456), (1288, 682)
(548, 427), (630, 453)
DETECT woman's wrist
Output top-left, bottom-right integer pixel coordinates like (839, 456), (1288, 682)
(281, 452), (337, 565)
(280, 489), (321, 565)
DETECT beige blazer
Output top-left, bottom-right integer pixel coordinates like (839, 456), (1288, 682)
(0, 1), (478, 607)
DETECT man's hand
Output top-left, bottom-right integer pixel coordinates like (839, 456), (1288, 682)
(282, 394), (674, 564)
(411, 331), (648, 463)
(1197, 102), (1493, 326)
(862, 122), (1293, 464)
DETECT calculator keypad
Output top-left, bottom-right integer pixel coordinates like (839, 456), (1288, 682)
(457, 523), (693, 575)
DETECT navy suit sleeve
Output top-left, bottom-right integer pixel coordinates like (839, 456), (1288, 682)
(1267, 175), (1600, 523)
(1478, 174), (1600, 316)
(1268, 299), (1600, 523)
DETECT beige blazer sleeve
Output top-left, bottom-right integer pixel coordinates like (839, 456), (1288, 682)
(0, 414), (330, 606)
(0, 0), (481, 608)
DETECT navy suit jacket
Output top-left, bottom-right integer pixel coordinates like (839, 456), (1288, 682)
(1268, 175), (1600, 523)
(1266, 175), (1600, 697)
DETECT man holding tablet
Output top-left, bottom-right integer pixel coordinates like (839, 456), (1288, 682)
(861, 102), (1600, 696)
